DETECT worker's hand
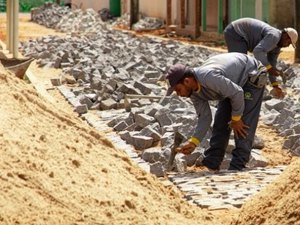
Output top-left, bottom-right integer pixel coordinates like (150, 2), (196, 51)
(229, 119), (249, 139)
(175, 141), (196, 155)
(270, 86), (285, 99)
(268, 67), (281, 76)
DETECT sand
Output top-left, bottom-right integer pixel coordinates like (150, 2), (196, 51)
(0, 65), (233, 224)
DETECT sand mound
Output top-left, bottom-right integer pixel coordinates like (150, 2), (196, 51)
(0, 66), (226, 224)
(232, 159), (300, 225)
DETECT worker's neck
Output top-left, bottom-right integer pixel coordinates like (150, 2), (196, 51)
(192, 77), (201, 92)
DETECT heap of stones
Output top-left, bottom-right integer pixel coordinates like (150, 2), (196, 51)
(261, 62), (300, 157)
(31, 3), (71, 29)
(23, 4), (300, 177)
(132, 16), (164, 31)
(98, 8), (115, 22)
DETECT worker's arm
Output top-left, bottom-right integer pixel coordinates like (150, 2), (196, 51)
(253, 33), (280, 74)
(254, 37), (285, 98)
(266, 51), (285, 98)
(203, 71), (249, 139)
(176, 98), (212, 155)
(266, 48), (281, 77)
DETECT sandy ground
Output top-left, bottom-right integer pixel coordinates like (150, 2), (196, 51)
(0, 13), (299, 225)
(0, 65), (235, 225)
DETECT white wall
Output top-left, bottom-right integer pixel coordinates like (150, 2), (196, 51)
(71, 0), (109, 11)
(122, 0), (177, 22)
(71, 0), (179, 24)
(139, 0), (166, 19)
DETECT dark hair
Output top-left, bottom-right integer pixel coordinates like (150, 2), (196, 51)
(177, 68), (195, 84)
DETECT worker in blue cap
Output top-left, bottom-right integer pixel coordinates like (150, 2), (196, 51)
(166, 53), (268, 171)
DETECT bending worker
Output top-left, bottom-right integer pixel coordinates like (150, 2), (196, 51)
(224, 17), (298, 98)
(166, 53), (268, 171)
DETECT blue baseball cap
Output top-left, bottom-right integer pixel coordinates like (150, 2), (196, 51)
(165, 63), (187, 95)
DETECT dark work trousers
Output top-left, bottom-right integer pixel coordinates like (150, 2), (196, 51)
(224, 24), (248, 53)
(202, 82), (265, 170)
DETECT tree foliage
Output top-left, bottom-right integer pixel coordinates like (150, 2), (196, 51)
(0, 0), (63, 12)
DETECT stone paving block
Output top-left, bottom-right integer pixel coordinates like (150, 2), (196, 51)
(149, 162), (165, 177)
(144, 70), (161, 79)
(57, 85), (75, 99)
(144, 103), (163, 117)
(132, 135), (153, 150)
(260, 109), (280, 125)
(75, 104), (88, 114)
(100, 98), (118, 110)
(79, 95), (93, 109)
(113, 121), (128, 132)
(133, 81), (152, 95)
(253, 135), (265, 149)
(140, 126), (161, 142)
(134, 113), (156, 128)
(117, 83), (140, 95)
(247, 149), (268, 168)
(125, 123), (138, 132)
(141, 147), (165, 163)
(50, 77), (61, 86)
(160, 132), (174, 147)
(264, 99), (286, 111)
(154, 108), (173, 127)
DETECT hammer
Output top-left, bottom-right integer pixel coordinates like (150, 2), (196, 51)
(165, 131), (184, 172)
(278, 70), (287, 84)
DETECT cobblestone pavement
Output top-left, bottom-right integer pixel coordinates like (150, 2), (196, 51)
(167, 166), (285, 210)
(58, 86), (287, 210)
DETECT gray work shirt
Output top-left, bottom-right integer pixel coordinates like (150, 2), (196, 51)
(231, 17), (281, 68)
(190, 53), (264, 143)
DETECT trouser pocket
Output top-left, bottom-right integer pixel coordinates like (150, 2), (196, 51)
(248, 71), (268, 88)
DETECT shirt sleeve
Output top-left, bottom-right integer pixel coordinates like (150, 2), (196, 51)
(190, 96), (212, 143)
(267, 49), (280, 85)
(253, 33), (279, 66)
(202, 70), (245, 118)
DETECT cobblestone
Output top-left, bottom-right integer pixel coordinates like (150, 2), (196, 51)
(58, 78), (287, 211)
(167, 166), (286, 209)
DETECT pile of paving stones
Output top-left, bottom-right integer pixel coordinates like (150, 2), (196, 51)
(260, 61), (300, 156)
(98, 8), (115, 22)
(31, 3), (163, 33)
(23, 4), (300, 177)
(132, 16), (164, 31)
(31, 3), (71, 29)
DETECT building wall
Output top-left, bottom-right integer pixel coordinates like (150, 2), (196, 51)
(228, 0), (269, 23)
(269, 0), (295, 29)
(122, 0), (172, 21)
(71, 0), (109, 11)
(71, 0), (292, 35)
(139, 0), (166, 19)
(206, 0), (218, 30)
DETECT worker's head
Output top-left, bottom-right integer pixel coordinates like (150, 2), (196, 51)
(279, 28), (298, 48)
(165, 64), (196, 97)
